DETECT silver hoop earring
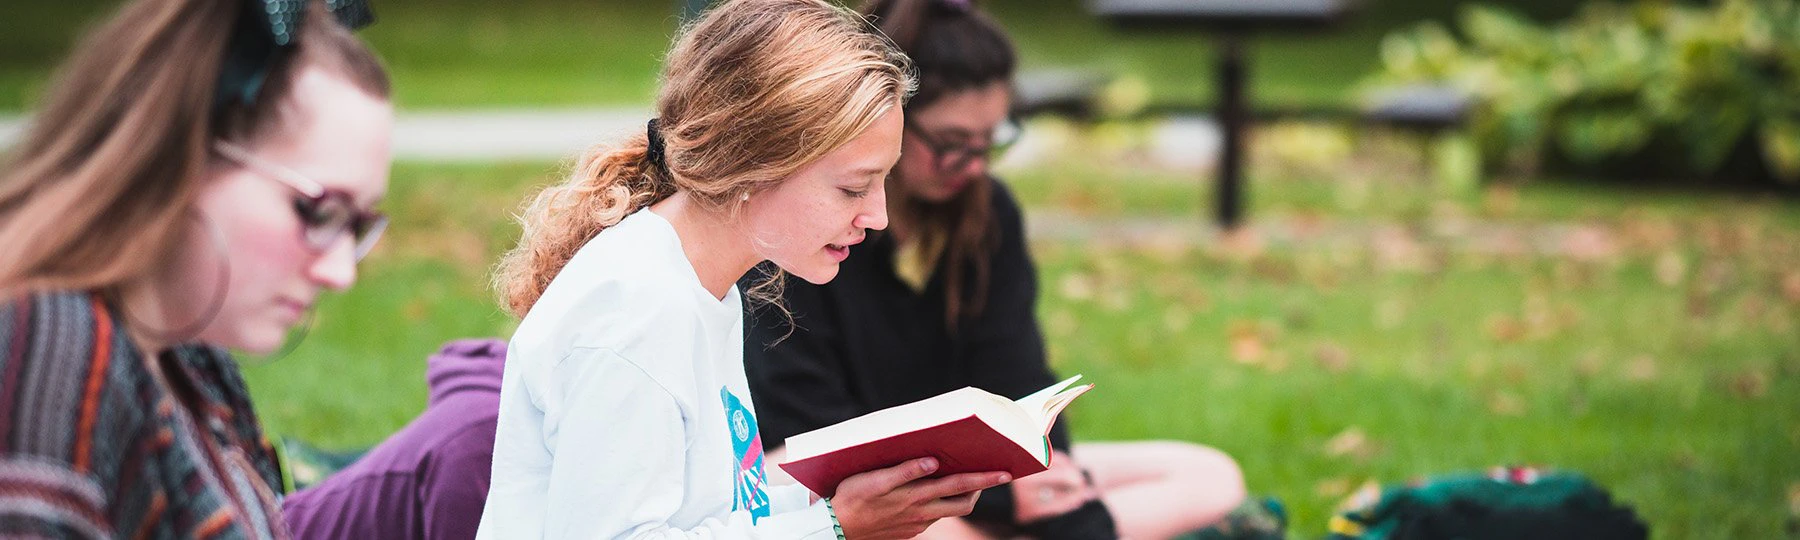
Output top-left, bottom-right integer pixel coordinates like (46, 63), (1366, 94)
(116, 209), (232, 346)
(251, 304), (316, 365)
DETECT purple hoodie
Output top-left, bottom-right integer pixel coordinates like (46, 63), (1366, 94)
(283, 339), (505, 540)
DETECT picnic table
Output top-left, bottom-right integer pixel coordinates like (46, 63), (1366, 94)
(1091, 0), (1356, 229)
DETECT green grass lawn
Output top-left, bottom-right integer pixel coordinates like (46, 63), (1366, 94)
(242, 156), (1799, 538)
(0, 0), (1582, 112)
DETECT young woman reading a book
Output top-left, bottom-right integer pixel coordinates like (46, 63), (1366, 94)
(479, 1), (1012, 538)
(744, 1), (1251, 539)
(0, 0), (391, 536)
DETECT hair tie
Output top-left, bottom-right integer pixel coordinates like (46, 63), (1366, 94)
(940, 0), (972, 12)
(645, 118), (668, 170)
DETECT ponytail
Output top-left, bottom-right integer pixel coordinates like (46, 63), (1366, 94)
(492, 0), (912, 318)
(491, 135), (674, 317)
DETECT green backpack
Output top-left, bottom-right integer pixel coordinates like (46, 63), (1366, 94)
(1326, 467), (1648, 540)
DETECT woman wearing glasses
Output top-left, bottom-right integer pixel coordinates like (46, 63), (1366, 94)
(0, 0), (388, 535)
(744, 1), (1254, 539)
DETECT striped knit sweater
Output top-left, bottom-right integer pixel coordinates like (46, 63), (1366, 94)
(0, 291), (287, 539)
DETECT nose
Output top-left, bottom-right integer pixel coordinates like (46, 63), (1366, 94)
(959, 154), (990, 178)
(856, 181), (889, 231)
(307, 235), (358, 291)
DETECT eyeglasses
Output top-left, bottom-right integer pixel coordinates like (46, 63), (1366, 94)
(904, 116), (1022, 173)
(212, 141), (388, 261)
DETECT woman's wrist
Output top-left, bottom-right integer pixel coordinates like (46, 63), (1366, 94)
(824, 497), (848, 540)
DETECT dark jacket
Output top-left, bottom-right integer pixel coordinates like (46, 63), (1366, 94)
(745, 180), (1115, 537)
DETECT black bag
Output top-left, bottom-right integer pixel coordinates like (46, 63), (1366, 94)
(1326, 467), (1648, 540)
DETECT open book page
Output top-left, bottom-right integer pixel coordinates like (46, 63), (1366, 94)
(1015, 375), (1095, 437)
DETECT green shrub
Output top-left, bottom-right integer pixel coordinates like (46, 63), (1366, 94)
(1367, 0), (1800, 184)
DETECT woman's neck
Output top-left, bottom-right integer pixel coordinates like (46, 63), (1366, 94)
(113, 281), (174, 356)
(650, 191), (758, 300)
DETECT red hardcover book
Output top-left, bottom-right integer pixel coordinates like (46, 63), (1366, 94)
(778, 376), (1094, 498)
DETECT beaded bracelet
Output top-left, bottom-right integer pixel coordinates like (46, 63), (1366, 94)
(823, 497), (847, 540)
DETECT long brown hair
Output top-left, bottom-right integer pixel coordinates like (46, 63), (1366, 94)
(0, 0), (389, 298)
(863, 0), (1016, 328)
(492, 0), (914, 317)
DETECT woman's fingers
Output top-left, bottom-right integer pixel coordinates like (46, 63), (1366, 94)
(905, 471), (1011, 502)
(917, 490), (984, 519)
(843, 457), (941, 497)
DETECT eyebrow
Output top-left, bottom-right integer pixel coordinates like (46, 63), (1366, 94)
(928, 127), (980, 138)
(846, 166), (888, 178)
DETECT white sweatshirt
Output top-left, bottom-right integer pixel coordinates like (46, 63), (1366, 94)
(477, 209), (836, 540)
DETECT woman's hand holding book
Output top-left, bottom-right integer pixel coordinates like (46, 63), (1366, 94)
(830, 457), (1012, 540)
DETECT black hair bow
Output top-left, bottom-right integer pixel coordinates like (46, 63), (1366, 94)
(214, 0), (376, 115)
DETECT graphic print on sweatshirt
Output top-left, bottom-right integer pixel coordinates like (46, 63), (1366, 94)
(722, 388), (772, 523)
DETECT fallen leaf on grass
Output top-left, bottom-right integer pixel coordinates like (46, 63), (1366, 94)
(1740, 295), (1767, 321)
(1783, 271), (1800, 306)
(1787, 482), (1800, 516)
(1213, 228), (1267, 262)
(1323, 426), (1379, 461)
(1229, 325), (1266, 366)
(1655, 251), (1687, 287)
(1376, 298), (1407, 330)
(1575, 351), (1606, 377)
(1314, 477), (1353, 499)
(1262, 351), (1291, 373)
(1481, 184), (1519, 217)
(1686, 288), (1713, 318)
(1251, 258), (1297, 283)
(1669, 448), (1699, 470)
(1625, 355), (1658, 382)
(1315, 343), (1351, 373)
(1621, 214), (1679, 250)
(1485, 314), (1526, 343)
(1501, 363), (1530, 384)
(1045, 309), (1079, 337)
(1100, 290), (1134, 313)
(1560, 225), (1620, 263)
(1162, 306), (1191, 333)
(1140, 231), (1191, 264)
(1726, 370), (1769, 400)
(1372, 226), (1429, 273)
(1059, 273), (1095, 301)
(1488, 390), (1526, 416)
(403, 298), (430, 323)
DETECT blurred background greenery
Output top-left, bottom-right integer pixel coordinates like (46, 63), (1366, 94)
(3, 0), (1797, 537)
(2, 0), (1590, 111)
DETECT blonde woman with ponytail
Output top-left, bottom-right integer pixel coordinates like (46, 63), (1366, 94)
(478, 0), (1011, 538)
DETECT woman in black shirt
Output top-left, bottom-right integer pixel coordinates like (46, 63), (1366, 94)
(745, 1), (1249, 538)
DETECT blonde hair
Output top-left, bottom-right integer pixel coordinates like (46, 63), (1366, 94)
(0, 0), (389, 298)
(493, 0), (914, 317)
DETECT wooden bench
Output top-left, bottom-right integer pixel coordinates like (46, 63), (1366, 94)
(1012, 69), (1114, 120)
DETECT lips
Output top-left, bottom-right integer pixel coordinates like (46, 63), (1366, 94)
(276, 297), (311, 321)
(825, 234), (865, 262)
(940, 175), (973, 195)
(828, 234), (866, 251)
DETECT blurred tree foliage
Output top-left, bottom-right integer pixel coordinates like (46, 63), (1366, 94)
(1367, 0), (1800, 185)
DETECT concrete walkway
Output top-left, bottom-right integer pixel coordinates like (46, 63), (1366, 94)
(0, 107), (657, 162)
(0, 107), (1222, 166)
(0, 108), (1611, 254)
